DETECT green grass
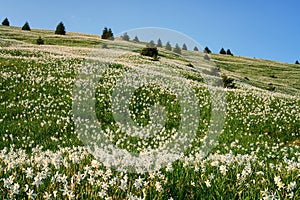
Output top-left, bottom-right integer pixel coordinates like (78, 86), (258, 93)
(0, 25), (299, 199)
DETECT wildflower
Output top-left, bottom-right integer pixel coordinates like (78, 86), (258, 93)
(219, 165), (227, 175)
(27, 189), (37, 200)
(287, 181), (296, 191)
(43, 192), (52, 200)
(134, 176), (144, 189)
(98, 190), (106, 198)
(205, 180), (211, 187)
(274, 176), (284, 190)
(32, 175), (43, 187)
(155, 181), (163, 192)
(25, 167), (34, 178)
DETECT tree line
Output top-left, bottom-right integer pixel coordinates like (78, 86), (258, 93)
(2, 17), (299, 64)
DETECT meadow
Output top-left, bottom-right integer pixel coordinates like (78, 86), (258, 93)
(0, 25), (300, 199)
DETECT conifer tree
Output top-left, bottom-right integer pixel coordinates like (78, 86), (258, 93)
(173, 43), (181, 54)
(133, 36), (139, 42)
(226, 49), (233, 56)
(156, 38), (162, 47)
(147, 40), (155, 48)
(165, 41), (172, 51)
(101, 27), (114, 40)
(182, 43), (187, 50)
(121, 32), (130, 41)
(2, 18), (9, 26)
(219, 48), (226, 54)
(22, 21), (31, 31)
(55, 22), (66, 35)
(193, 46), (199, 51)
(204, 46), (211, 54)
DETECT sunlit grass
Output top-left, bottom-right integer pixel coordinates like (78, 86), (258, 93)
(0, 26), (299, 199)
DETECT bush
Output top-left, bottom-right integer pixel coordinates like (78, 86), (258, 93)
(193, 46), (199, 51)
(222, 74), (236, 88)
(2, 18), (9, 26)
(173, 43), (181, 54)
(121, 32), (130, 41)
(101, 27), (114, 40)
(102, 43), (108, 49)
(36, 36), (44, 45)
(141, 47), (158, 59)
(204, 46), (211, 54)
(165, 41), (172, 51)
(22, 22), (31, 31)
(295, 60), (300, 64)
(55, 22), (66, 35)
(182, 43), (187, 50)
(219, 48), (226, 54)
(204, 54), (210, 61)
(267, 83), (276, 91)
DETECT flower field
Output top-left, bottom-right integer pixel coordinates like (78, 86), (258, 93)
(1, 26), (300, 199)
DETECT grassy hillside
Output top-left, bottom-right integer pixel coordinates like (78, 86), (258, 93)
(0, 25), (299, 199)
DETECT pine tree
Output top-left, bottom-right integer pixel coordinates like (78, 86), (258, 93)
(165, 41), (172, 51)
(102, 27), (114, 40)
(295, 60), (300, 64)
(226, 49), (233, 56)
(55, 22), (66, 35)
(219, 48), (226, 54)
(193, 46), (199, 51)
(173, 43), (181, 54)
(182, 43), (187, 50)
(147, 40), (155, 48)
(121, 32), (130, 41)
(2, 18), (9, 26)
(156, 38), (162, 47)
(22, 21), (31, 31)
(204, 46), (211, 54)
(133, 36), (139, 42)
(108, 28), (114, 40)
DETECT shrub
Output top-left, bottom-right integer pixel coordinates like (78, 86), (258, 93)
(193, 46), (199, 51)
(165, 41), (172, 51)
(102, 43), (108, 49)
(267, 83), (276, 91)
(219, 48), (226, 54)
(173, 43), (181, 54)
(204, 46), (211, 54)
(222, 74), (236, 88)
(295, 60), (300, 64)
(204, 54), (210, 61)
(22, 22), (31, 31)
(2, 17), (9, 26)
(36, 36), (44, 45)
(55, 22), (66, 35)
(141, 47), (158, 59)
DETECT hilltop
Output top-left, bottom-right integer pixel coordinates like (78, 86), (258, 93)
(1, 25), (299, 97)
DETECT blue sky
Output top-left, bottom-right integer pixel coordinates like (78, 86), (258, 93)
(1, 0), (299, 63)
